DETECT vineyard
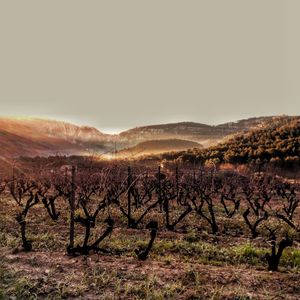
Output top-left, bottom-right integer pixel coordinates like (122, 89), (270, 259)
(1, 161), (300, 299)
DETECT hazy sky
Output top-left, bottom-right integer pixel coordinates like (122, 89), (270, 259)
(0, 1), (299, 133)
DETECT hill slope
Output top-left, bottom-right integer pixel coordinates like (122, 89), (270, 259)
(162, 116), (300, 168)
(117, 139), (202, 157)
(0, 115), (294, 159)
(117, 116), (278, 148)
(0, 118), (110, 157)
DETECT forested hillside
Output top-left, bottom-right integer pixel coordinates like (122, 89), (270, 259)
(162, 116), (300, 168)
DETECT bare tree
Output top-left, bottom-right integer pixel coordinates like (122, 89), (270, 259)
(241, 176), (272, 238)
(66, 170), (115, 255)
(135, 220), (158, 260)
(218, 174), (240, 218)
(191, 172), (219, 234)
(37, 176), (62, 220)
(275, 182), (299, 230)
(265, 228), (293, 271)
(9, 176), (39, 251)
(114, 169), (160, 229)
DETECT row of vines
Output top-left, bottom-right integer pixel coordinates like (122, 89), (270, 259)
(1, 164), (299, 272)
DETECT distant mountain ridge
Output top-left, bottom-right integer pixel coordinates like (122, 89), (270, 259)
(0, 118), (109, 157)
(160, 116), (300, 167)
(0, 115), (292, 158)
(118, 116), (281, 147)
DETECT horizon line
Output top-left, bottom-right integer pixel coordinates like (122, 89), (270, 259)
(0, 113), (292, 135)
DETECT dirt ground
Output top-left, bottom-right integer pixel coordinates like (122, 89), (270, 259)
(1, 180), (300, 299)
(1, 242), (300, 300)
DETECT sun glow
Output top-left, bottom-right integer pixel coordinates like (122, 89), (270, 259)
(100, 127), (129, 135)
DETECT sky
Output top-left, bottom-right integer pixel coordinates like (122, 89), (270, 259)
(0, 1), (299, 134)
